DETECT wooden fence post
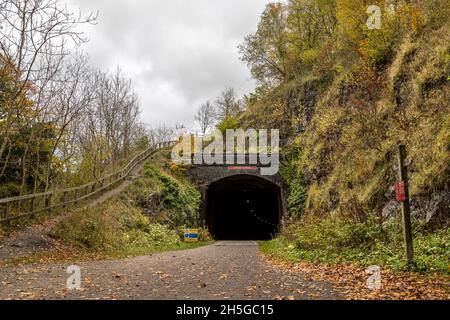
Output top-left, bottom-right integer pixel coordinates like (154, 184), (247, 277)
(63, 192), (68, 210)
(29, 197), (36, 218)
(6, 201), (12, 220)
(46, 194), (52, 212)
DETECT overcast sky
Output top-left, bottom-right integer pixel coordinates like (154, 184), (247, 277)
(68, 0), (270, 131)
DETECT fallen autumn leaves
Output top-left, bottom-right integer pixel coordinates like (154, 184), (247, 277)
(263, 255), (449, 300)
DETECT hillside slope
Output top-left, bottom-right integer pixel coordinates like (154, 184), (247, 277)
(238, 1), (449, 272)
(240, 1), (449, 227)
(297, 24), (449, 226)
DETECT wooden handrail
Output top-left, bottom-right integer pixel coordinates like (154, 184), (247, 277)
(0, 141), (176, 224)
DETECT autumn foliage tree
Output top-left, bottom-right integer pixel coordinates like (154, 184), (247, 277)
(0, 1), (147, 197)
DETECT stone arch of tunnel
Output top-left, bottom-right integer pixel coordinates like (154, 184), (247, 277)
(205, 175), (282, 240)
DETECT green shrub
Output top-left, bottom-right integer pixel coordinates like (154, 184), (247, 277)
(217, 117), (239, 133)
(281, 143), (308, 218)
(361, 28), (395, 67)
(0, 182), (20, 198)
(287, 182), (308, 218)
(143, 164), (201, 227)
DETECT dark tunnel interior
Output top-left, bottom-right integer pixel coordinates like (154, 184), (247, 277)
(206, 175), (281, 240)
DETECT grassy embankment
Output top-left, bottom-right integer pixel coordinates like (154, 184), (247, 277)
(260, 217), (448, 274)
(3, 150), (212, 265)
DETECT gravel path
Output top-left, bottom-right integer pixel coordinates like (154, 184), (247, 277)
(0, 241), (343, 300)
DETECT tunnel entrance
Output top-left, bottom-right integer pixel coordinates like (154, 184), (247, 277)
(206, 175), (281, 240)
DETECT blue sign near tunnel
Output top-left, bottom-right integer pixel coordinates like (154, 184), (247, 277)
(184, 229), (199, 242)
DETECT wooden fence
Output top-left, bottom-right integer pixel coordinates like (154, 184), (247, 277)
(0, 141), (175, 224)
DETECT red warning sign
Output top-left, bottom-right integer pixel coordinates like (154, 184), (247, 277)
(395, 181), (407, 203)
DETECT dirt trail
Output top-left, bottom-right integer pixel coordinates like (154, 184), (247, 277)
(0, 159), (147, 262)
(0, 241), (343, 300)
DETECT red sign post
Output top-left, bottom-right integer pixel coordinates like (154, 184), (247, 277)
(395, 181), (407, 203)
(397, 145), (414, 262)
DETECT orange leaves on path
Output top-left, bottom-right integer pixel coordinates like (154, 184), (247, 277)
(265, 256), (449, 300)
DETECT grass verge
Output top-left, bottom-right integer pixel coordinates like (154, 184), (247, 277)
(261, 216), (449, 274)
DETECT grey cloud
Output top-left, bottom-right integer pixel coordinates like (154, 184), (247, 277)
(68, 0), (269, 129)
